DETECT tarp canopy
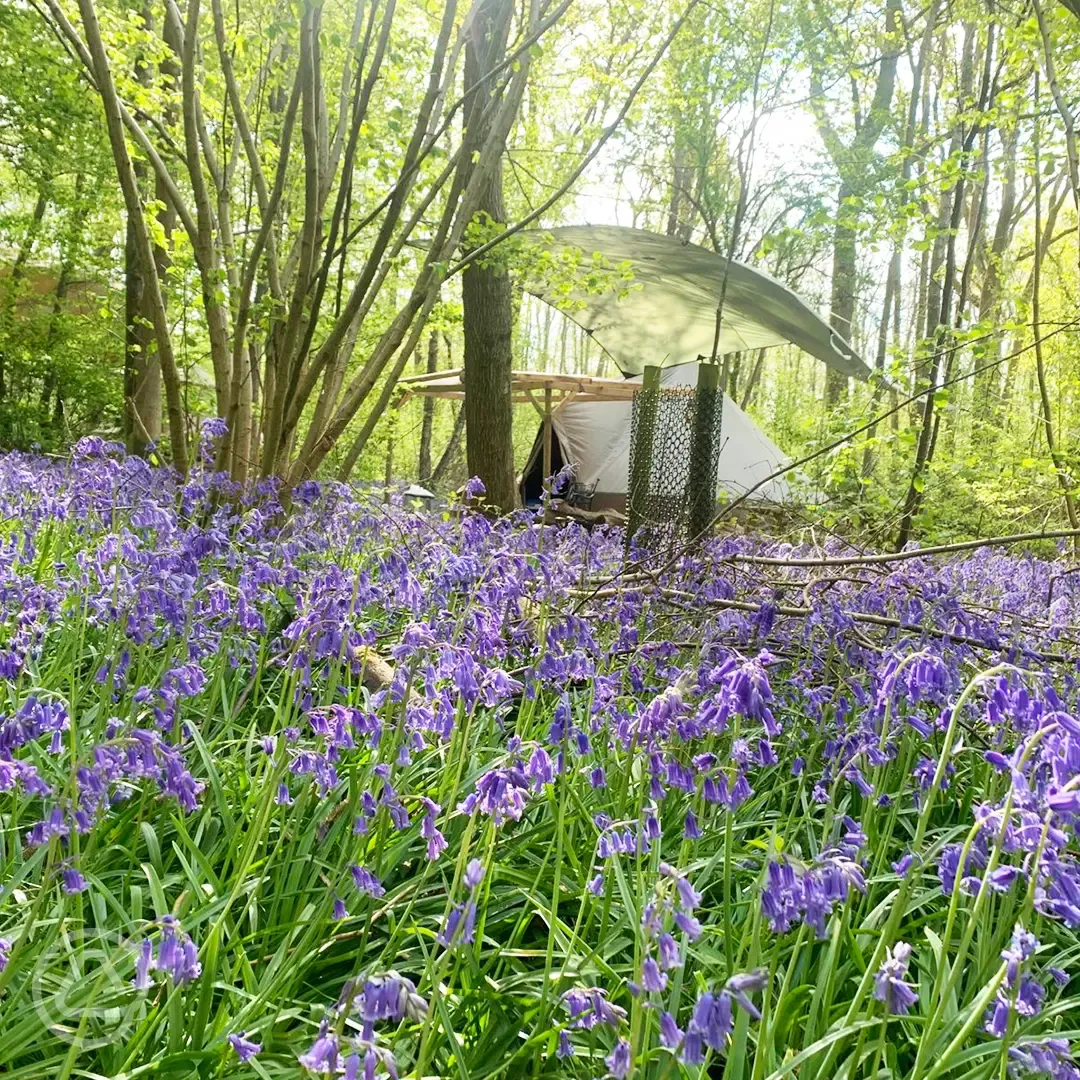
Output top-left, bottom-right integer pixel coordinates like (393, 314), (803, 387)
(524, 225), (867, 379)
(521, 361), (794, 506)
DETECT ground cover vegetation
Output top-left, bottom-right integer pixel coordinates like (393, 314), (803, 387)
(0, 439), (1078, 1078)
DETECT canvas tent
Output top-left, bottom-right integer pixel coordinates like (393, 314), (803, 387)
(398, 366), (794, 508)
(518, 362), (793, 509)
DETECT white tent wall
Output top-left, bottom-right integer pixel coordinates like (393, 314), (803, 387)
(551, 361), (792, 508)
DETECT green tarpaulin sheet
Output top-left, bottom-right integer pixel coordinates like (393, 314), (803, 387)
(524, 225), (867, 379)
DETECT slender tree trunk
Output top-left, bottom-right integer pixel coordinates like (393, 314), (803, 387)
(974, 119), (1019, 415)
(124, 196), (156, 454)
(418, 330), (438, 480)
(431, 402), (467, 489)
(739, 348), (766, 411)
(825, 180), (857, 406)
(896, 20), (991, 549)
(124, 14), (166, 457)
(461, 0), (517, 511)
(0, 189), (48, 408)
(337, 335), (422, 480)
(1032, 73), (1080, 540)
(76, 0), (189, 474)
(39, 183), (87, 440)
(859, 247), (899, 479)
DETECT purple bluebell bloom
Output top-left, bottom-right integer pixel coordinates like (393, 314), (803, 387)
(726, 970), (768, 1019)
(641, 956), (667, 992)
(228, 1032), (262, 1062)
(351, 865), (385, 897)
(873, 943), (918, 1015)
(557, 1030), (573, 1058)
(606, 1038), (631, 1078)
(61, 867), (87, 894)
(298, 1031), (340, 1072)
(689, 990), (733, 1051)
(659, 1010), (683, 1049)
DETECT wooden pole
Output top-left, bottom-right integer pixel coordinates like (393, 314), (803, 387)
(384, 434), (394, 504)
(543, 386), (553, 482)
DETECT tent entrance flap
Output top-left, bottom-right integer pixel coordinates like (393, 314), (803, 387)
(520, 422), (566, 505)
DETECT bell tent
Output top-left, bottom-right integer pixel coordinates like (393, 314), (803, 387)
(518, 361), (793, 510)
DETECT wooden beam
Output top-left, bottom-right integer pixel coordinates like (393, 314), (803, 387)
(524, 388), (548, 419)
(397, 367), (464, 385)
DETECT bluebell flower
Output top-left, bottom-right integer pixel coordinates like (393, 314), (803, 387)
(681, 1030), (705, 1065)
(526, 746), (554, 789)
(562, 987), (626, 1030)
(228, 1032), (261, 1062)
(61, 867), (87, 894)
(659, 1010), (683, 1049)
(641, 956), (667, 992)
(1048, 787), (1080, 815)
(657, 932), (681, 970)
(892, 853), (916, 877)
(873, 943), (917, 1015)
(673, 910), (702, 940)
(457, 766), (530, 826)
(557, 1030), (573, 1058)
(606, 1038), (631, 1078)
(725, 970), (768, 1019)
(133, 938), (153, 990)
(298, 1031), (339, 1072)
(155, 916), (201, 986)
(689, 990), (732, 1051)
(350, 865), (385, 897)
(1007, 1038), (1078, 1078)
(200, 417), (229, 441)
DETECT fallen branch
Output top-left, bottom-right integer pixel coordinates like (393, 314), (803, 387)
(568, 587), (1070, 663)
(722, 528), (1080, 568)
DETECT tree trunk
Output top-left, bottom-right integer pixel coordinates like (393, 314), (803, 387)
(124, 199), (156, 455)
(1031, 72), (1080, 541)
(76, 0), (189, 474)
(974, 120), (1019, 415)
(0, 189), (48, 409)
(461, 0), (517, 511)
(825, 180), (856, 406)
(739, 348), (766, 411)
(431, 402), (467, 490)
(895, 20), (991, 550)
(418, 330), (438, 480)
